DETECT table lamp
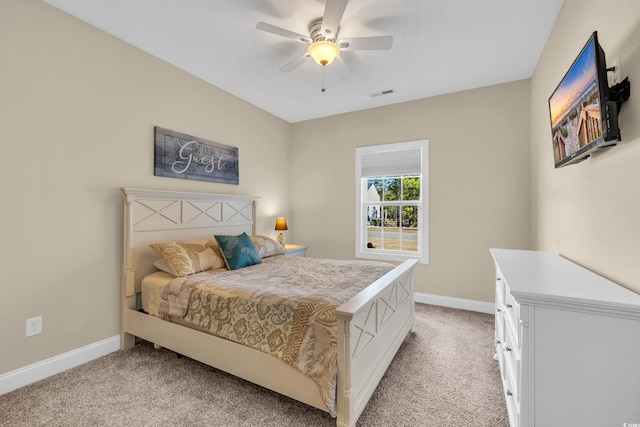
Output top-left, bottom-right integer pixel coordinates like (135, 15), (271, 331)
(274, 217), (288, 245)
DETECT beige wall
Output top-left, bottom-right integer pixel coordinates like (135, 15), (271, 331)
(291, 80), (532, 302)
(0, 0), (291, 374)
(531, 0), (640, 293)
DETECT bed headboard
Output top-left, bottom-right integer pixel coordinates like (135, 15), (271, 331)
(121, 187), (260, 298)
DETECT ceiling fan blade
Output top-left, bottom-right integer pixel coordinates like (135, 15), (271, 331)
(340, 35), (393, 51)
(321, 0), (349, 39)
(279, 53), (310, 72)
(256, 22), (311, 44)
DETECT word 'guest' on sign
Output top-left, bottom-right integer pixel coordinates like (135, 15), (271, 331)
(154, 126), (239, 185)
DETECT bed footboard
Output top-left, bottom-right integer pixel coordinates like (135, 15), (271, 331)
(335, 259), (418, 427)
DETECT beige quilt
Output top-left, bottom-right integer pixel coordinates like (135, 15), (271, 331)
(157, 255), (394, 415)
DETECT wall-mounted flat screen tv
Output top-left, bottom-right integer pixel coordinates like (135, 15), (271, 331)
(548, 31), (620, 168)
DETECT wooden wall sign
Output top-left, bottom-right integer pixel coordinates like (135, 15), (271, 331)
(154, 126), (239, 185)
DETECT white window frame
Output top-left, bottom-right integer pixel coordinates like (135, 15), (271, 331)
(355, 139), (429, 264)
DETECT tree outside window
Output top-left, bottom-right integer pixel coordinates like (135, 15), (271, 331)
(365, 175), (420, 252)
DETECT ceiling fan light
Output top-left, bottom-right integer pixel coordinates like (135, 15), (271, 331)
(308, 40), (340, 66)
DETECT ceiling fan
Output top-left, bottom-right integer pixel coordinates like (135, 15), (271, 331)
(256, 0), (393, 73)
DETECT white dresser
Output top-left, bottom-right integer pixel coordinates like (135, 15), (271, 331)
(490, 248), (640, 427)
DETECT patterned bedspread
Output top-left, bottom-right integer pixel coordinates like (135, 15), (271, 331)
(157, 255), (394, 415)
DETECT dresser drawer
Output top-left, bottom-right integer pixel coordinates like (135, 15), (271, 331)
(503, 375), (520, 427)
(503, 319), (521, 401)
(502, 329), (521, 427)
(496, 283), (505, 313)
(503, 283), (521, 347)
(495, 309), (505, 348)
(495, 270), (506, 305)
(495, 270), (506, 346)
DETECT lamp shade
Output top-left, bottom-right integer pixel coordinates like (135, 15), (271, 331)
(274, 217), (288, 231)
(307, 40), (340, 66)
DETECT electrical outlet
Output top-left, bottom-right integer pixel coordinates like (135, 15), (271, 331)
(26, 316), (42, 337)
(608, 56), (620, 87)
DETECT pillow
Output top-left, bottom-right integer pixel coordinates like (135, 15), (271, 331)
(152, 258), (174, 275)
(249, 235), (286, 258)
(149, 240), (226, 277)
(214, 232), (261, 270)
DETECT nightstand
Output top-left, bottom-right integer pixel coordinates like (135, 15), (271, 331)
(285, 244), (308, 257)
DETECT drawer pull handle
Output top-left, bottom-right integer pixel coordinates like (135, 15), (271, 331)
(497, 277), (502, 282)
(497, 308), (502, 312)
(506, 304), (513, 309)
(505, 346), (512, 352)
(496, 340), (501, 345)
(506, 390), (513, 397)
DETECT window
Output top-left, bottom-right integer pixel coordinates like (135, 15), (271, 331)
(355, 140), (429, 263)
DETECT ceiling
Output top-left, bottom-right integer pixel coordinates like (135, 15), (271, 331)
(43, 0), (565, 123)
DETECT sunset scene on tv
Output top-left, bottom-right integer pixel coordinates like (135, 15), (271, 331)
(549, 38), (601, 163)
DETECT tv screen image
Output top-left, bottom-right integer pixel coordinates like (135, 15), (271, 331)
(548, 31), (620, 168)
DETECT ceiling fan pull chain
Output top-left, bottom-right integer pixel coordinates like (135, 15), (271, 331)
(321, 70), (326, 93)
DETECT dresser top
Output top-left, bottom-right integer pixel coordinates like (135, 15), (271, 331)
(490, 248), (640, 315)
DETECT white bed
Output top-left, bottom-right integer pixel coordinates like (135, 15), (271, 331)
(120, 187), (418, 427)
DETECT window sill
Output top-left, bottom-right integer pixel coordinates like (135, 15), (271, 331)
(356, 249), (428, 264)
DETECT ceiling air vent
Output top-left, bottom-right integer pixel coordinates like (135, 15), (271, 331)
(370, 89), (395, 97)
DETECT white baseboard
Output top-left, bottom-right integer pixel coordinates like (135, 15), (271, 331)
(415, 292), (494, 314)
(0, 335), (120, 395)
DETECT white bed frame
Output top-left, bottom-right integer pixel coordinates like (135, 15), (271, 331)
(120, 187), (417, 427)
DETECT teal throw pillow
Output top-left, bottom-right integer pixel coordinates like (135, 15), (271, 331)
(214, 232), (261, 270)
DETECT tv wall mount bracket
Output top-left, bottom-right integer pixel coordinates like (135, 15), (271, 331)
(606, 68), (631, 113)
